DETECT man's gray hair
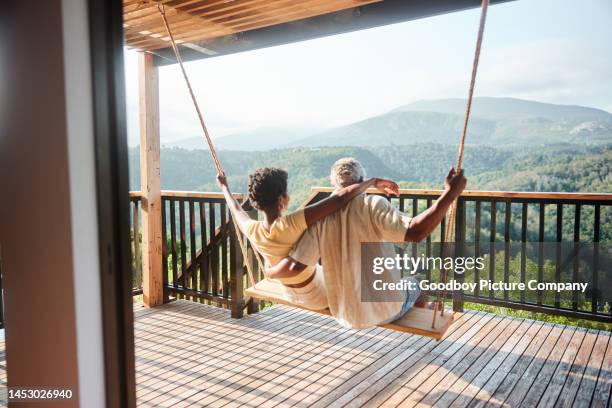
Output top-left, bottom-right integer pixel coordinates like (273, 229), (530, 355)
(330, 157), (367, 188)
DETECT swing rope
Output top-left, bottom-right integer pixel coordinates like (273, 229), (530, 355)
(434, 0), (489, 324)
(157, 3), (263, 288)
(155, 0), (489, 328)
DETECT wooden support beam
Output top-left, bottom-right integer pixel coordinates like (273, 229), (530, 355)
(139, 52), (163, 307)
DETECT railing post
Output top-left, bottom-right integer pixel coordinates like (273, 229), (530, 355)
(139, 52), (163, 307)
(453, 198), (466, 312)
(246, 208), (260, 315)
(229, 214), (244, 318)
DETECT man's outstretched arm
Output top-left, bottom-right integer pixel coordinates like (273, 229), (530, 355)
(404, 168), (467, 242)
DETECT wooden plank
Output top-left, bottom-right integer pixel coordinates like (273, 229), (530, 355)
(125, 0), (383, 51)
(572, 331), (610, 407)
(306, 332), (423, 408)
(517, 325), (578, 406)
(411, 315), (512, 407)
(482, 322), (556, 407)
(215, 328), (397, 408)
(555, 328), (599, 407)
(590, 331), (612, 408)
(536, 327), (587, 406)
(233, 327), (391, 408)
(136, 309), (325, 397)
(357, 311), (487, 408)
(135, 306), (321, 400)
(430, 317), (526, 407)
(147, 312), (359, 406)
(270, 330), (406, 408)
(463, 320), (547, 408)
(135, 306), (299, 382)
(161, 190), (242, 200)
(308, 187), (612, 202)
(345, 314), (502, 408)
(139, 52), (164, 307)
(445, 319), (536, 407)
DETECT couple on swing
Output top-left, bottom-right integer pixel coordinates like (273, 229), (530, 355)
(218, 158), (466, 329)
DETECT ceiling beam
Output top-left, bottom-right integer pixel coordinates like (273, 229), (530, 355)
(150, 0), (513, 66)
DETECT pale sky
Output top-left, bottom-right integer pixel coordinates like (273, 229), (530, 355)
(124, 0), (612, 146)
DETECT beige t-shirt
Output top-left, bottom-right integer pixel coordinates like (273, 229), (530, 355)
(242, 209), (315, 285)
(290, 194), (411, 329)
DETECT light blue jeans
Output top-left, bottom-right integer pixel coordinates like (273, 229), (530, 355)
(382, 276), (421, 323)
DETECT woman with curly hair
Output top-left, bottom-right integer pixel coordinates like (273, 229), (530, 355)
(217, 167), (399, 310)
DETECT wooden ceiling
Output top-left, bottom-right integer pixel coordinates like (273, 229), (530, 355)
(123, 0), (382, 52)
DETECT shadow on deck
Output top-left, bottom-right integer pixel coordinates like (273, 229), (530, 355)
(133, 300), (611, 407)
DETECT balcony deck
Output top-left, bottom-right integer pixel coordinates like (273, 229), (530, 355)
(132, 300), (611, 407)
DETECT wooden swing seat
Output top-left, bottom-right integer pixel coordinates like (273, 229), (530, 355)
(245, 278), (455, 341)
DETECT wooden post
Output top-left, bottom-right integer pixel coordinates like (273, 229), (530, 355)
(230, 215), (244, 318)
(139, 52), (163, 307)
(246, 208), (260, 315)
(453, 199), (466, 312)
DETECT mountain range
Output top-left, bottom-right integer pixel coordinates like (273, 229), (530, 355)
(164, 97), (611, 150)
(288, 97), (612, 148)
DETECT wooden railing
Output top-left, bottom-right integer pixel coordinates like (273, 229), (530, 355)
(306, 187), (612, 323)
(129, 188), (611, 323)
(161, 191), (251, 317)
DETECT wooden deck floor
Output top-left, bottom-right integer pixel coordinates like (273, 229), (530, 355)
(134, 300), (611, 407)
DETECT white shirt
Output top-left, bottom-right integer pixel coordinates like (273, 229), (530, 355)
(290, 194), (411, 329)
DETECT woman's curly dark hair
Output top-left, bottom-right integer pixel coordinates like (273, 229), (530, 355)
(247, 167), (288, 211)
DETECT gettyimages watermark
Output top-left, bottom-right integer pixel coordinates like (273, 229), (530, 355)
(360, 242), (611, 308)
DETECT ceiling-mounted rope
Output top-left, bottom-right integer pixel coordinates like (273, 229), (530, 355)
(434, 0), (490, 325)
(156, 3), (263, 288)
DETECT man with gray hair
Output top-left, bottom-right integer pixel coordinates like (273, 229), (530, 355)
(265, 157), (466, 329)
(329, 157), (367, 187)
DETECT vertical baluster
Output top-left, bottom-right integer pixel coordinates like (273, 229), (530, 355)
(189, 200), (197, 293)
(426, 199), (432, 283)
(220, 203), (229, 300)
(161, 199), (168, 303)
(397, 197), (406, 278)
(489, 201), (496, 299)
(572, 205), (581, 311)
(170, 199), (178, 290)
(474, 201), (481, 297)
(504, 202), (511, 301)
(209, 202), (219, 298)
(453, 199), (466, 312)
(229, 209), (244, 317)
(439, 213), (446, 286)
(555, 204), (563, 309)
(520, 203), (527, 303)
(132, 199), (141, 291)
(537, 203), (545, 305)
(411, 198), (418, 260)
(592, 205), (600, 315)
(199, 201), (208, 298)
(179, 200), (187, 298)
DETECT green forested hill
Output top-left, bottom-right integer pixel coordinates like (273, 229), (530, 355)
(129, 143), (611, 204)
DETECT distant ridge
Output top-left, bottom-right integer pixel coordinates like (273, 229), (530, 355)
(288, 97), (612, 148)
(393, 97), (612, 122)
(164, 126), (321, 151)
